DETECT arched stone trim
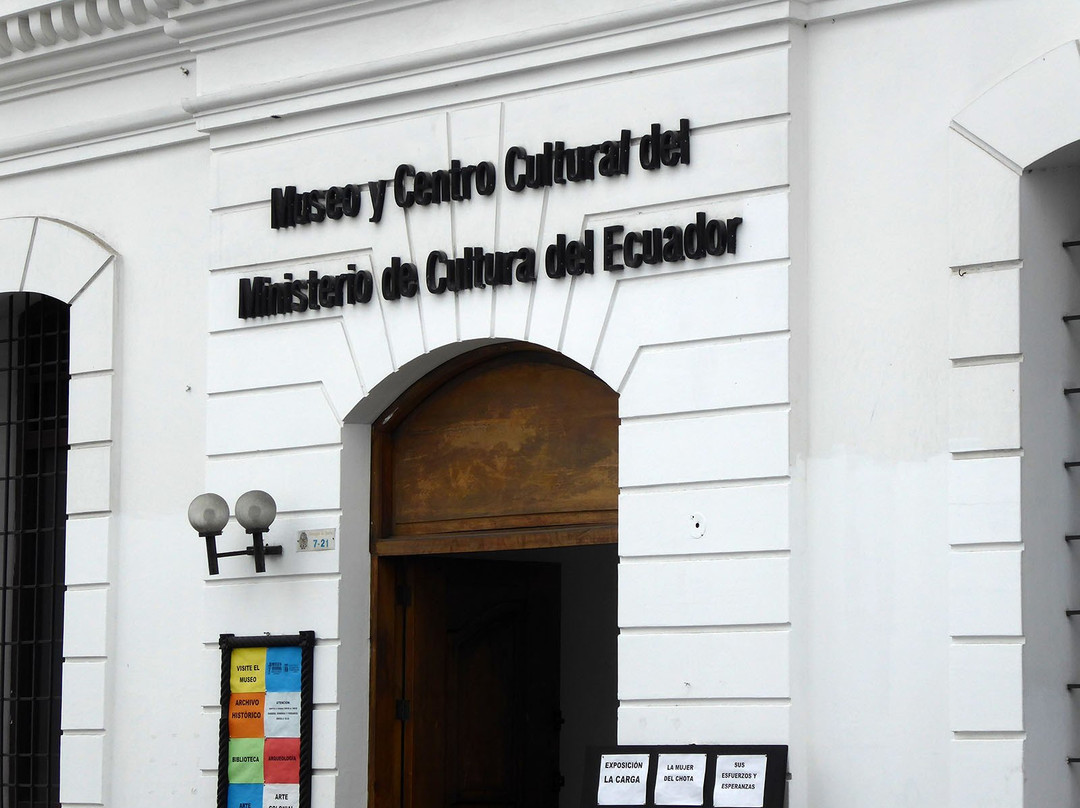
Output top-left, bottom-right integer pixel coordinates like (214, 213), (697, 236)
(0, 216), (118, 808)
(946, 40), (1080, 808)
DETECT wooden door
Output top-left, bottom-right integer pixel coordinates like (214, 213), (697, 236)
(373, 557), (561, 808)
(368, 345), (617, 808)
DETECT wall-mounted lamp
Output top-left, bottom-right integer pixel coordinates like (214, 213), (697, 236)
(187, 490), (283, 575)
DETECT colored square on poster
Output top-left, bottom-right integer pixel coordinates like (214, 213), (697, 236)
(229, 737), (264, 784)
(265, 646), (302, 692)
(231, 647), (267, 693)
(229, 692), (266, 738)
(265, 784), (299, 808)
(264, 737), (301, 784)
(228, 783), (263, 808)
(264, 692), (301, 738)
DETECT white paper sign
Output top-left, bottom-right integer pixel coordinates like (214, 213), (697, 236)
(264, 692), (301, 738)
(713, 755), (767, 807)
(654, 753), (706, 805)
(597, 753), (650, 805)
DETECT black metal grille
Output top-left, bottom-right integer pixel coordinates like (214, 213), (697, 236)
(0, 294), (69, 808)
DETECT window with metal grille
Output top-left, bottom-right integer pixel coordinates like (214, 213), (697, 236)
(0, 293), (69, 808)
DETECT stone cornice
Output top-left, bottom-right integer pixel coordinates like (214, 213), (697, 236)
(0, 0), (201, 60)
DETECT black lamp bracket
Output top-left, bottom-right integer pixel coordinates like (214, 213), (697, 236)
(201, 530), (282, 575)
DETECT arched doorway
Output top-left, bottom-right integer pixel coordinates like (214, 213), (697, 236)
(368, 343), (619, 808)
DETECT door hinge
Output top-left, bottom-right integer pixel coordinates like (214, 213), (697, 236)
(396, 583), (411, 607)
(395, 699), (411, 722)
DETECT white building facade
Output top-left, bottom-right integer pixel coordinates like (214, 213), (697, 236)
(0, 0), (1078, 806)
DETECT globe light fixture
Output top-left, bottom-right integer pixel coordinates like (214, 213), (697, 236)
(187, 490), (283, 575)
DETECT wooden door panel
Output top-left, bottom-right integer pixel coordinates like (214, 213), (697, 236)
(379, 350), (618, 542)
(447, 603), (521, 806)
(399, 558), (560, 808)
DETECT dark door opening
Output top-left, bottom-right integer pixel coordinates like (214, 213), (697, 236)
(377, 557), (560, 808)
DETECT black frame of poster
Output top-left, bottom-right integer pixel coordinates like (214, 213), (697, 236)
(218, 631), (316, 808)
(580, 745), (788, 808)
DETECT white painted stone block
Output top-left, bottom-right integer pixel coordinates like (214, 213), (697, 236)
(197, 710), (219, 771)
(618, 703), (790, 745)
(312, 707), (338, 769)
(69, 262), (114, 375)
(948, 265), (1019, 359)
(201, 578), (340, 642)
(520, 255), (573, 355)
(201, 646), (221, 708)
(66, 444), (112, 514)
(618, 631), (788, 699)
(948, 455), (1020, 545)
(948, 361), (1020, 453)
(954, 40), (1080, 172)
(200, 773), (219, 797)
(621, 335), (788, 418)
(314, 642), (339, 704)
(416, 271), (462, 351)
(620, 410), (788, 487)
(949, 738), (1023, 808)
(206, 445), (342, 516)
(23, 218), (112, 303)
(339, 254), (396, 390)
(595, 263), (788, 390)
(948, 643), (1023, 732)
(619, 557), (788, 628)
(556, 276), (616, 375)
(948, 549), (1022, 637)
(312, 773), (337, 806)
(68, 372), (113, 445)
(947, 133), (1019, 268)
(0, 216), (34, 292)
(65, 516), (110, 586)
(208, 319), (363, 418)
(61, 660), (106, 730)
(448, 105), (502, 344)
(401, 175), (457, 350)
(561, 192), (790, 373)
(491, 188), (545, 340)
(533, 177), (774, 359)
(208, 386), (342, 456)
(59, 733), (105, 803)
(63, 587), (109, 657)
(619, 482), (788, 556)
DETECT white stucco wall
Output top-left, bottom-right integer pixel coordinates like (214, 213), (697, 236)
(804, 3), (1080, 807)
(3, 1), (1080, 807)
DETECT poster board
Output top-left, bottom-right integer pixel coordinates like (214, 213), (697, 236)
(218, 632), (315, 808)
(581, 745), (787, 808)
